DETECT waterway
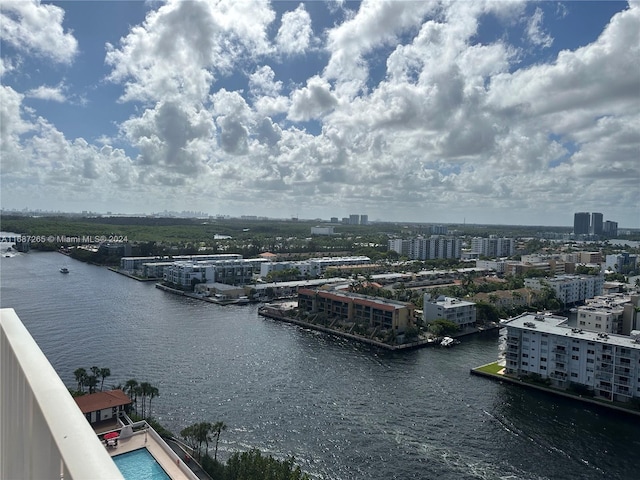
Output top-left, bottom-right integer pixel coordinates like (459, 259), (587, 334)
(1, 249), (638, 479)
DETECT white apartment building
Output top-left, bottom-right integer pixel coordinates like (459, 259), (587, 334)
(470, 236), (514, 258)
(578, 294), (640, 335)
(389, 237), (461, 260)
(504, 312), (640, 402)
(120, 254), (242, 272)
(260, 256), (371, 279)
(164, 259), (254, 287)
(525, 275), (604, 306)
(388, 238), (410, 257)
(423, 295), (476, 328)
(475, 259), (507, 273)
(260, 260), (313, 278)
(308, 256), (371, 276)
(605, 253), (638, 274)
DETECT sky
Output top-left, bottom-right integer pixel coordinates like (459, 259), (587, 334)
(1, 0), (639, 227)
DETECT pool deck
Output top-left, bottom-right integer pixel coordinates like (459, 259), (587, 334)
(107, 430), (194, 480)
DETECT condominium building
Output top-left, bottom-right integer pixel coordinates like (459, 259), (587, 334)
(605, 253), (638, 274)
(423, 295), (476, 328)
(574, 212), (590, 235)
(578, 293), (640, 335)
(504, 312), (640, 402)
(475, 259), (507, 273)
(603, 220), (618, 237)
(524, 275), (603, 306)
(591, 212), (603, 235)
(470, 236), (514, 258)
(260, 256), (371, 279)
(164, 259), (254, 287)
(388, 237), (461, 260)
(297, 288), (414, 332)
(120, 254), (242, 273)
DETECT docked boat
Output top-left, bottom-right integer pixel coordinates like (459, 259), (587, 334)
(440, 336), (459, 347)
(60, 267), (69, 274)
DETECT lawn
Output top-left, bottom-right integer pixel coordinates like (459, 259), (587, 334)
(474, 362), (504, 375)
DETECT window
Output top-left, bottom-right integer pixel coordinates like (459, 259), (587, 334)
(572, 355), (579, 360)
(571, 372), (578, 378)
(572, 346), (580, 351)
(540, 366), (546, 370)
(540, 357), (547, 362)
(595, 324), (601, 329)
(587, 349), (594, 355)
(587, 358), (594, 363)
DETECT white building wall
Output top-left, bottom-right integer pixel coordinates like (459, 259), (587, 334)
(505, 313), (640, 401)
(1, 309), (123, 480)
(423, 296), (476, 327)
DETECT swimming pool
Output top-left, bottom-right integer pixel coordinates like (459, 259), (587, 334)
(113, 448), (171, 480)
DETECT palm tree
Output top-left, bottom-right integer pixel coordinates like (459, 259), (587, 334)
(73, 368), (87, 393)
(212, 421), (227, 461)
(86, 375), (98, 394)
(99, 368), (111, 391)
(147, 385), (159, 418)
(139, 382), (151, 418)
(134, 385), (143, 416)
(124, 379), (138, 414)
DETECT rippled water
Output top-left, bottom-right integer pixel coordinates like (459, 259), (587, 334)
(1, 249), (638, 479)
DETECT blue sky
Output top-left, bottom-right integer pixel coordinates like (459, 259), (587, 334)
(1, 0), (638, 227)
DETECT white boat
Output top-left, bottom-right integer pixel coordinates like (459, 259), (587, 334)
(60, 267), (69, 274)
(440, 336), (458, 347)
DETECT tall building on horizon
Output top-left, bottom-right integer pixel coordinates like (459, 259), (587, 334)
(591, 212), (603, 235)
(574, 212), (590, 235)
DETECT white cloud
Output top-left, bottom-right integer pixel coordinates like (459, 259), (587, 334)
(0, 0), (78, 64)
(105, 0), (275, 104)
(526, 7), (553, 48)
(1, 0), (638, 225)
(276, 4), (313, 56)
(288, 76), (338, 121)
(26, 84), (67, 103)
(249, 66), (283, 98)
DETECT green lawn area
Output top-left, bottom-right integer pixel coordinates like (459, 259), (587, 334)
(474, 362), (504, 375)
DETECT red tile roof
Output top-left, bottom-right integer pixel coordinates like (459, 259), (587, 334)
(74, 389), (132, 413)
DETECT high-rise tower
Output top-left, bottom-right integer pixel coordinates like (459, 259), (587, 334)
(591, 212), (603, 235)
(573, 212), (590, 235)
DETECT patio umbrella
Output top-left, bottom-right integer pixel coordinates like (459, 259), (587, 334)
(104, 431), (119, 440)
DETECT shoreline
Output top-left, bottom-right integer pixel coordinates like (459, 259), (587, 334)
(258, 305), (499, 351)
(471, 362), (640, 418)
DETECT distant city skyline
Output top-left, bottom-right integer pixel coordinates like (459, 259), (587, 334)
(1, 1), (638, 227)
(2, 205), (638, 230)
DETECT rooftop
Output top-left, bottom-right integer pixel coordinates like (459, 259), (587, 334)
(75, 389), (131, 414)
(505, 312), (640, 349)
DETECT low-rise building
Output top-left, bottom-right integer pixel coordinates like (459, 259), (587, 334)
(525, 274), (604, 306)
(164, 259), (254, 287)
(311, 226), (335, 235)
(423, 295), (476, 328)
(120, 254), (242, 273)
(504, 312), (640, 402)
(298, 288), (414, 333)
(74, 390), (132, 426)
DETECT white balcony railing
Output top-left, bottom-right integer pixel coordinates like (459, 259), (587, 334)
(1, 308), (124, 479)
